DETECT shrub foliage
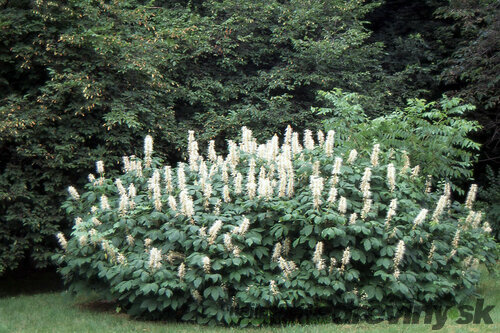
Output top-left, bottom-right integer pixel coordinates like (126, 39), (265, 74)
(55, 127), (497, 326)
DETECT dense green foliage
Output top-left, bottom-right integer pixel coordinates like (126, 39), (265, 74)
(315, 90), (481, 191)
(55, 129), (496, 326)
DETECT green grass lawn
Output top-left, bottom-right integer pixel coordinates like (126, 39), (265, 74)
(0, 265), (498, 333)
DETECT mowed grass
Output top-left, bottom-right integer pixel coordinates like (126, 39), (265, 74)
(0, 265), (498, 333)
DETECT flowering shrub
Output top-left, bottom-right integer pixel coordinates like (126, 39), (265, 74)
(55, 127), (497, 326)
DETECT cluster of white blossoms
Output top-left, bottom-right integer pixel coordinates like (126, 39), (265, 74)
(431, 185), (451, 222)
(67, 186), (80, 201)
(59, 124), (495, 298)
(464, 184), (478, 209)
(393, 240), (406, 279)
(412, 208), (428, 229)
(56, 232), (68, 250)
(269, 280), (279, 296)
(312, 241), (325, 271)
(384, 199), (398, 228)
(386, 163), (396, 192)
(202, 256), (211, 273)
(148, 247), (162, 270)
(339, 247), (351, 273)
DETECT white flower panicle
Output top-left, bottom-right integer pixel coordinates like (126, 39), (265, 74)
(472, 211), (482, 228)
(74, 217), (83, 226)
(88, 173), (96, 184)
(221, 162), (229, 184)
(257, 167), (273, 200)
(317, 130), (325, 146)
(370, 144), (380, 167)
(387, 163), (396, 192)
(360, 167), (372, 196)
(208, 220), (223, 244)
(96, 160), (105, 174)
(178, 263), (186, 281)
(332, 157), (342, 175)
(324, 130), (335, 156)
(385, 199), (398, 226)
(127, 184), (136, 209)
(284, 125), (293, 145)
(207, 140), (217, 162)
(168, 195), (177, 211)
(223, 184), (231, 203)
(278, 166), (287, 198)
(313, 242), (325, 271)
(191, 290), (202, 303)
(202, 183), (212, 209)
(122, 156), (130, 173)
(349, 212), (358, 225)
(144, 135), (153, 168)
(483, 222), (492, 233)
(278, 257), (296, 278)
(347, 149), (358, 164)
(312, 161), (320, 177)
(413, 209), (428, 228)
(223, 233), (233, 251)
(234, 217), (250, 236)
(452, 230), (461, 248)
(134, 160), (143, 178)
(179, 190), (194, 218)
(331, 157), (342, 186)
(115, 179), (126, 196)
(188, 139), (200, 172)
(177, 163), (186, 191)
(327, 186), (338, 204)
(163, 166), (173, 193)
(310, 176), (324, 208)
(241, 127), (256, 153)
(246, 159), (257, 199)
(394, 240), (405, 268)
(148, 247), (162, 270)
(100, 195), (110, 210)
(56, 232), (68, 250)
(126, 234), (134, 246)
(117, 253), (126, 265)
(427, 242), (436, 265)
(340, 247), (351, 272)
(329, 257), (337, 274)
(287, 167), (295, 197)
(465, 184), (478, 209)
(202, 256), (211, 273)
(119, 194), (129, 214)
(304, 129), (315, 150)
(291, 132), (302, 154)
(92, 217), (102, 226)
(361, 198), (372, 220)
(78, 235), (87, 246)
(338, 196), (347, 214)
(234, 172), (243, 194)
(432, 195), (447, 222)
(269, 280), (279, 295)
(68, 186), (80, 200)
(411, 165), (420, 178)
(272, 242), (282, 262)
